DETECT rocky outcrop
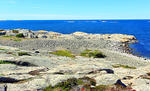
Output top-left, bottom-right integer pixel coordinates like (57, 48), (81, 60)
(0, 29), (147, 91)
(0, 29), (137, 43)
(0, 45), (149, 91)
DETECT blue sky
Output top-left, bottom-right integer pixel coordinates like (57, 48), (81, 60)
(0, 0), (150, 20)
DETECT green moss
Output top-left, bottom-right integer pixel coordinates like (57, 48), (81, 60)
(0, 35), (13, 38)
(43, 78), (84, 91)
(112, 64), (136, 69)
(18, 52), (31, 56)
(0, 61), (14, 64)
(94, 85), (110, 91)
(49, 50), (75, 58)
(43, 85), (61, 91)
(43, 77), (130, 91)
(16, 33), (24, 38)
(84, 49), (92, 52)
(43, 77), (110, 91)
(80, 50), (106, 58)
(15, 49), (21, 51)
(0, 74), (4, 76)
(0, 48), (8, 51)
(0, 35), (23, 41)
(13, 38), (22, 41)
(56, 78), (82, 91)
(79, 77), (96, 86)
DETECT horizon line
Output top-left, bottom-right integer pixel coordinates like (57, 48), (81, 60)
(1, 19), (150, 21)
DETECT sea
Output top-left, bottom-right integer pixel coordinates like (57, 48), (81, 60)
(0, 20), (150, 58)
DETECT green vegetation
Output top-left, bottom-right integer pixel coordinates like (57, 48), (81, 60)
(0, 35), (13, 38)
(0, 48), (8, 51)
(0, 74), (4, 76)
(43, 77), (131, 91)
(18, 52), (31, 56)
(43, 77), (96, 91)
(49, 50), (75, 58)
(80, 49), (106, 58)
(0, 35), (23, 41)
(112, 64), (136, 69)
(94, 85), (110, 91)
(15, 49), (21, 51)
(43, 78), (83, 91)
(13, 38), (22, 41)
(16, 33), (24, 38)
(79, 77), (96, 86)
(0, 61), (14, 64)
(12, 29), (19, 33)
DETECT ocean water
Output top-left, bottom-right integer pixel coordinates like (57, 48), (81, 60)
(0, 20), (150, 58)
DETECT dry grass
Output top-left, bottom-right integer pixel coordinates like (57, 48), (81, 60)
(49, 50), (75, 58)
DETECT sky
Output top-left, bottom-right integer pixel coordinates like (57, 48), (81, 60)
(0, 0), (150, 20)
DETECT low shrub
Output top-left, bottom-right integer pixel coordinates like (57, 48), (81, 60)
(112, 64), (136, 69)
(79, 77), (96, 86)
(16, 33), (24, 38)
(43, 77), (96, 91)
(43, 77), (134, 91)
(80, 50), (106, 58)
(18, 52), (31, 56)
(49, 50), (75, 58)
(43, 78), (84, 91)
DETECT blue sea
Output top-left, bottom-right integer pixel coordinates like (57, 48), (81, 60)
(0, 20), (150, 58)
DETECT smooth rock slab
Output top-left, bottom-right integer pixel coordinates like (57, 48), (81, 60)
(94, 74), (119, 86)
(0, 85), (5, 91)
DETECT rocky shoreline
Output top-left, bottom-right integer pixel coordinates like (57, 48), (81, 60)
(0, 29), (137, 53)
(0, 29), (150, 91)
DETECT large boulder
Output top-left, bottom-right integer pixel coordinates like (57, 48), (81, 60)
(72, 32), (88, 36)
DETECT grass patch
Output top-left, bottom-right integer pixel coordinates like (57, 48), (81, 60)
(112, 64), (136, 69)
(80, 50), (106, 58)
(49, 50), (75, 58)
(0, 35), (23, 41)
(43, 77), (96, 91)
(43, 77), (132, 91)
(15, 49), (21, 51)
(0, 61), (14, 64)
(13, 38), (22, 41)
(0, 35), (13, 38)
(94, 85), (110, 91)
(43, 78), (84, 91)
(18, 52), (31, 56)
(79, 77), (96, 86)
(0, 74), (4, 76)
(0, 48), (8, 51)
(16, 33), (24, 38)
